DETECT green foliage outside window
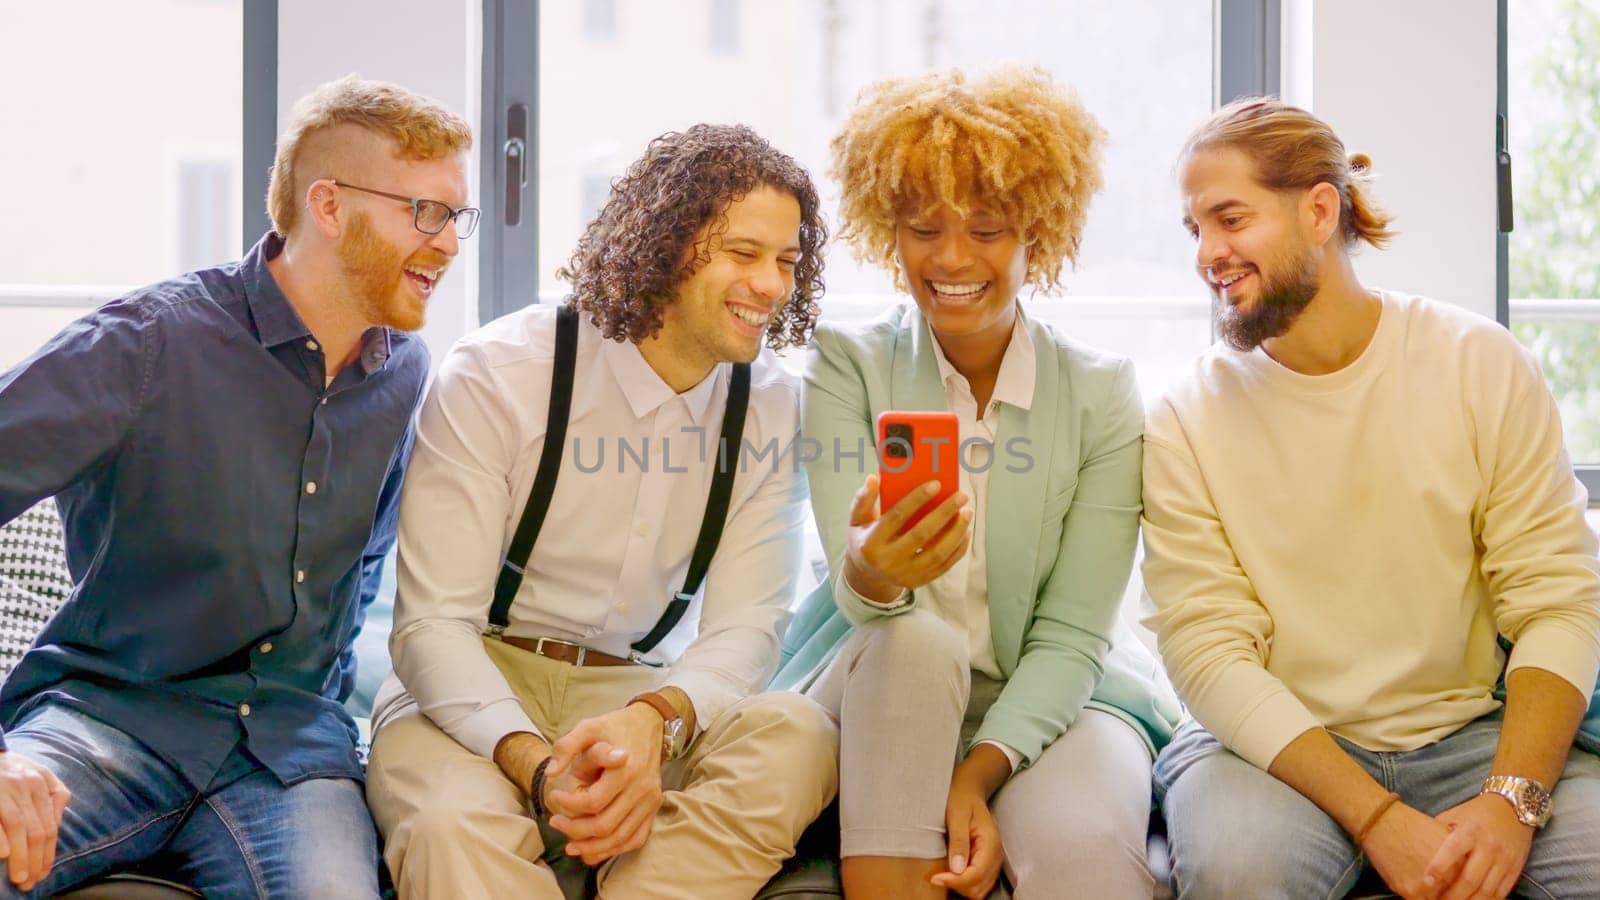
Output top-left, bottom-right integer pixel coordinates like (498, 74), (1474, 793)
(1509, 0), (1600, 461)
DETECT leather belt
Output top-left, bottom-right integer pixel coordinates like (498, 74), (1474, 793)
(497, 635), (638, 667)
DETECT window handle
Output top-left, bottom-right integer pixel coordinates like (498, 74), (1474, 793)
(1497, 113), (1514, 234)
(504, 102), (529, 227)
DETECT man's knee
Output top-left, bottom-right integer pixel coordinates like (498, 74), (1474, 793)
(390, 805), (502, 859)
(292, 868), (380, 900)
(1164, 756), (1354, 900)
(1521, 754), (1600, 896)
(720, 692), (838, 780)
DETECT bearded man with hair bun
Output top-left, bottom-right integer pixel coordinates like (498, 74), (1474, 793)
(1144, 97), (1600, 899)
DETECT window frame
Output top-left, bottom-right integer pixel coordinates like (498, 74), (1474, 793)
(242, 0), (278, 253)
(1217, 0), (1281, 104)
(478, 0), (540, 325)
(1498, 0), (1599, 504)
(476, 0), (1277, 326)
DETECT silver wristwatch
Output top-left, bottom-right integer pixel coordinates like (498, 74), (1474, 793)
(630, 691), (690, 762)
(1480, 775), (1553, 828)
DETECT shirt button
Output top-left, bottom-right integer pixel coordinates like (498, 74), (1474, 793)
(258, 642), (273, 654)
(320, 397), (328, 406)
(239, 703), (252, 717)
(295, 570), (306, 584)
(306, 339), (320, 352)
(636, 524), (648, 537)
(305, 481), (318, 495)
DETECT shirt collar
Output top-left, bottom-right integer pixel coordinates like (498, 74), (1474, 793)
(928, 310), (1036, 412)
(241, 232), (313, 349)
(243, 231), (394, 375)
(601, 335), (723, 426)
(357, 327), (393, 375)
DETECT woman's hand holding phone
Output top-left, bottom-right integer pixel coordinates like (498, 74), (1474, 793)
(841, 473), (972, 604)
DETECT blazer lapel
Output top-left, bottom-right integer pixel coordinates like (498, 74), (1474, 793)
(984, 317), (1059, 674)
(888, 306), (950, 413)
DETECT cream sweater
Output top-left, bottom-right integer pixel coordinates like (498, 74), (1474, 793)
(1141, 291), (1600, 771)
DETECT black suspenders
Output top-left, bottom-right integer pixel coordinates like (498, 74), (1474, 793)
(485, 304), (752, 664)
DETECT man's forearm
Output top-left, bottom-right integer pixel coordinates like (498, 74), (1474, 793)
(493, 731), (553, 794)
(1267, 726), (1397, 837)
(1494, 666), (1587, 787)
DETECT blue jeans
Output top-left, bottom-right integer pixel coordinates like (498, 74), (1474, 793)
(0, 704), (379, 899)
(1154, 713), (1600, 900)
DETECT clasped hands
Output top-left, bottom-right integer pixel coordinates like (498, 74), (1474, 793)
(496, 701), (665, 866)
(1362, 793), (1534, 900)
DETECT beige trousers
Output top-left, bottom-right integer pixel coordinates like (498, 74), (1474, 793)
(366, 637), (838, 900)
(808, 608), (1155, 900)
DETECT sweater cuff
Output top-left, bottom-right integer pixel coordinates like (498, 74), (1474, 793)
(1506, 623), (1600, 704)
(1216, 686), (1323, 772)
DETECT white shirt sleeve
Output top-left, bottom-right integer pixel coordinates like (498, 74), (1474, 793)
(388, 341), (546, 759)
(661, 429), (808, 732)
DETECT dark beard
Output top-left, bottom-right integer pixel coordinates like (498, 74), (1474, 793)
(1214, 253), (1320, 351)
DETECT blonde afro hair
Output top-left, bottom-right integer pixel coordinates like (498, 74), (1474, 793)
(831, 65), (1106, 292)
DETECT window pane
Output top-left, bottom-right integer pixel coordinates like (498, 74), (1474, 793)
(537, 0), (1212, 400)
(0, 0), (242, 369)
(1508, 0), (1600, 463)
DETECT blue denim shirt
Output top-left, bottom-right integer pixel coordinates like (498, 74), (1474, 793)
(0, 232), (428, 788)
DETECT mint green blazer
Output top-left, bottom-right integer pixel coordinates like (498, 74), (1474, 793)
(772, 303), (1182, 763)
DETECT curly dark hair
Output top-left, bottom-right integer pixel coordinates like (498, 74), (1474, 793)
(556, 124), (827, 349)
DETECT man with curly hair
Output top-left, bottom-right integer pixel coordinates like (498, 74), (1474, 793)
(365, 124), (838, 899)
(773, 65), (1181, 900)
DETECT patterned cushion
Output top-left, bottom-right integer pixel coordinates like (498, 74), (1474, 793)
(0, 500), (72, 679)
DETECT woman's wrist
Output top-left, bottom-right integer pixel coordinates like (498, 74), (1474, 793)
(954, 743), (1013, 799)
(841, 553), (904, 605)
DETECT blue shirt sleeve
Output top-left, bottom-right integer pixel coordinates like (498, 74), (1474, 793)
(0, 299), (154, 524)
(336, 421), (416, 702)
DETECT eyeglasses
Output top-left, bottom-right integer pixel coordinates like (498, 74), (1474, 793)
(331, 180), (481, 239)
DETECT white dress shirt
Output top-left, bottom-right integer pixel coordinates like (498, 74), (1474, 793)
(388, 305), (808, 759)
(923, 313), (1036, 681)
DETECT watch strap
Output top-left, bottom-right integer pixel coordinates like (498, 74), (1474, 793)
(629, 691), (680, 725)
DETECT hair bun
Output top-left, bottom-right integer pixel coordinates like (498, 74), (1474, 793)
(1348, 152), (1373, 172)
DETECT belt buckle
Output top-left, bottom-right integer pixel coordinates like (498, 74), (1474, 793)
(533, 636), (586, 666)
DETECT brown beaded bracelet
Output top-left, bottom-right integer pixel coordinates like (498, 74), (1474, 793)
(530, 755), (555, 821)
(1354, 791), (1402, 845)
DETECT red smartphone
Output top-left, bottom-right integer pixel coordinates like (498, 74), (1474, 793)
(876, 410), (960, 531)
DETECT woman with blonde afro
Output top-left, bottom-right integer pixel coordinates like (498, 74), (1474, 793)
(774, 66), (1181, 899)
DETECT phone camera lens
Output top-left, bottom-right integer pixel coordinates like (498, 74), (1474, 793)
(885, 423), (913, 459)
